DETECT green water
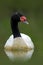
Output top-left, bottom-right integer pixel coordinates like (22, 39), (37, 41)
(0, 0), (43, 64)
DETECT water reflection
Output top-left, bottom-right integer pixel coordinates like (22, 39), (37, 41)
(4, 49), (34, 61)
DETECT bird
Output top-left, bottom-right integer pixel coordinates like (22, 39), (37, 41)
(4, 12), (34, 51)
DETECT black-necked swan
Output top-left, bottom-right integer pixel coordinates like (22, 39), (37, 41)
(4, 12), (34, 50)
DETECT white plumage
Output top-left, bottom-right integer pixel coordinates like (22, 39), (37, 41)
(4, 33), (34, 50)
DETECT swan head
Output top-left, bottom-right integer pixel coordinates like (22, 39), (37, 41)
(11, 12), (29, 24)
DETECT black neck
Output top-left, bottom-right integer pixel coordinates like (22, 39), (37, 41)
(11, 21), (21, 38)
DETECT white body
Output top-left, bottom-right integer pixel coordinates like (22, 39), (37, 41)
(4, 33), (34, 49)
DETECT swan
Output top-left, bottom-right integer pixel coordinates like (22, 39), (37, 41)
(4, 12), (34, 50)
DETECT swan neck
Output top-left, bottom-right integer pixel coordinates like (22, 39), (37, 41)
(11, 22), (21, 38)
